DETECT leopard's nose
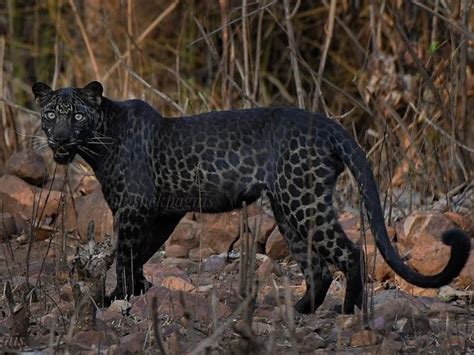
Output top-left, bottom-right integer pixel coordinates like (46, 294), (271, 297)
(54, 133), (71, 146)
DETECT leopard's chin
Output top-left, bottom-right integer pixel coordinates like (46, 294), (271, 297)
(53, 147), (76, 164)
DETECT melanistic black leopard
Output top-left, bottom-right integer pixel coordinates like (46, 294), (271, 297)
(32, 81), (470, 314)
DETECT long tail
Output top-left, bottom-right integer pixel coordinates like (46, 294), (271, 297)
(329, 122), (471, 288)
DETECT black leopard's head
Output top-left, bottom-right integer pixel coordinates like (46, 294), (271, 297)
(32, 81), (103, 164)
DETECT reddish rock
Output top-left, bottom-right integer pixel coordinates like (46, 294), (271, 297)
(265, 228), (288, 260)
(165, 219), (200, 256)
(76, 175), (101, 195)
(198, 212), (240, 254)
(76, 189), (113, 243)
(188, 246), (215, 261)
(161, 276), (195, 292)
(395, 276), (439, 297)
(0, 174), (61, 232)
(404, 213), (457, 277)
(131, 286), (231, 321)
(248, 213), (276, 244)
(365, 244), (394, 282)
(143, 258), (190, 286)
(410, 232), (451, 275)
(402, 212), (454, 247)
(350, 330), (377, 347)
(0, 212), (16, 238)
(72, 330), (119, 351)
(165, 244), (189, 258)
(6, 149), (48, 187)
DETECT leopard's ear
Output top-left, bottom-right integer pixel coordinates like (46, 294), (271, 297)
(82, 81), (103, 106)
(32, 82), (53, 107)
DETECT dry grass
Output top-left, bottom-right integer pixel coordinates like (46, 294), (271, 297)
(0, 0), (472, 199)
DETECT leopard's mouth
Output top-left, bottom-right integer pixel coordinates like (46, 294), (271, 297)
(53, 146), (76, 164)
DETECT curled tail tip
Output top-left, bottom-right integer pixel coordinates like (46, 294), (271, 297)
(442, 228), (471, 249)
(442, 228), (471, 279)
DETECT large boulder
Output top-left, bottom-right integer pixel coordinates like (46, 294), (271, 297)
(6, 149), (48, 187)
(0, 174), (61, 233)
(76, 188), (113, 243)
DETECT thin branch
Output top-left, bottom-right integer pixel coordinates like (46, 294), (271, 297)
(67, 0), (100, 79)
(106, 31), (186, 115)
(101, 0), (180, 82)
(187, 0), (278, 48)
(0, 97), (40, 116)
(313, 0), (336, 111)
(283, 0), (305, 109)
(412, 0), (474, 40)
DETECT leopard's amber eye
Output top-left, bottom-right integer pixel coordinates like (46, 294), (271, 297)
(74, 113), (85, 122)
(46, 112), (56, 120)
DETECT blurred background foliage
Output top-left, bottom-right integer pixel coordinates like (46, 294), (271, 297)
(0, 0), (472, 209)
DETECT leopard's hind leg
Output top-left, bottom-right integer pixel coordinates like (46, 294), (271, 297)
(269, 197), (333, 314)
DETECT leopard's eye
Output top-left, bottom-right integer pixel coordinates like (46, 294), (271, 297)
(46, 112), (56, 120)
(74, 113), (85, 122)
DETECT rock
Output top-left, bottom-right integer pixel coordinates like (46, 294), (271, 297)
(0, 175), (61, 232)
(167, 332), (183, 355)
(248, 214), (276, 244)
(396, 276), (439, 297)
(265, 228), (288, 260)
(188, 246), (215, 261)
(76, 175), (101, 195)
(379, 338), (403, 353)
(396, 212), (462, 293)
(370, 298), (432, 335)
(118, 332), (146, 354)
(0, 212), (16, 238)
(409, 232), (451, 275)
(302, 331), (328, 349)
(143, 259), (190, 286)
(108, 300), (132, 314)
(256, 255), (275, 284)
(131, 286), (231, 321)
(165, 244), (189, 258)
(198, 212), (240, 254)
(251, 321), (272, 336)
(6, 149), (48, 187)
(72, 330), (119, 351)
(395, 315), (431, 334)
(165, 218), (200, 257)
(76, 189), (113, 243)
(365, 244), (394, 282)
(402, 212), (454, 247)
(161, 276), (195, 292)
(162, 257), (200, 274)
(202, 254), (227, 272)
(350, 330), (378, 347)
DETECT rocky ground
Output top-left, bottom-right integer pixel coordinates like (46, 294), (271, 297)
(0, 149), (473, 353)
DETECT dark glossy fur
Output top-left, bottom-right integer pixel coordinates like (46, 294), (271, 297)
(32, 82), (471, 314)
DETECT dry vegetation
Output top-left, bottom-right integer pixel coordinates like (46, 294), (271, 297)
(0, 0), (473, 353)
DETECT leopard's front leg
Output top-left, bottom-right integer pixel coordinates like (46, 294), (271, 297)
(109, 208), (154, 301)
